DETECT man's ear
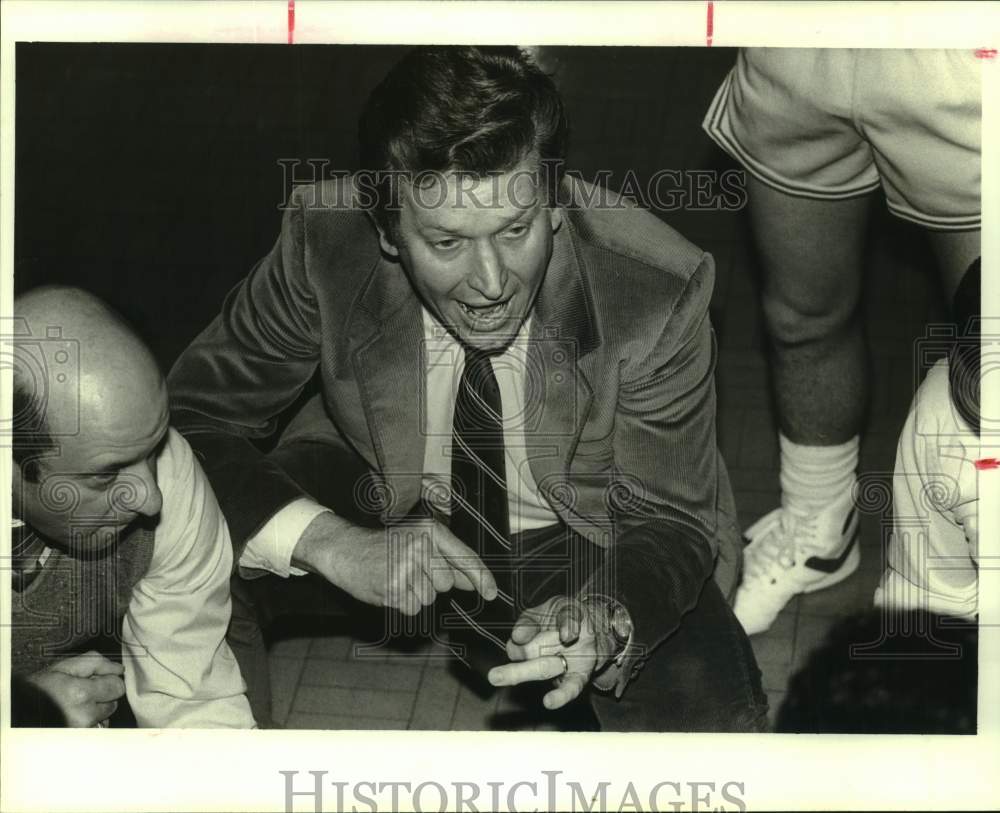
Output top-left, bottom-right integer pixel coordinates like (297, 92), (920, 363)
(366, 211), (400, 257)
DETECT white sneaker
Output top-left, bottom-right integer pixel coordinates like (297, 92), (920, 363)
(734, 485), (861, 635)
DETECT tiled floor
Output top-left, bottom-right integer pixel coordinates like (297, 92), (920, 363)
(266, 617), (593, 732)
(258, 48), (948, 731)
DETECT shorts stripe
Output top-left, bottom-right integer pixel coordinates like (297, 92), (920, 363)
(885, 204), (980, 232)
(704, 74), (881, 202)
(702, 56), (981, 229)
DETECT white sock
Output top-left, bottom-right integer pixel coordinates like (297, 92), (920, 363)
(779, 434), (859, 515)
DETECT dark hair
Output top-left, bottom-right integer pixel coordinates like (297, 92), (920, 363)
(358, 46), (568, 232)
(776, 610), (977, 734)
(12, 376), (53, 483)
(948, 256), (980, 435)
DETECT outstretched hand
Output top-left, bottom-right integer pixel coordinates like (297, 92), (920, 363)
(293, 513), (498, 616)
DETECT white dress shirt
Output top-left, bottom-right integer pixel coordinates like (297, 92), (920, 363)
(241, 307), (559, 577)
(122, 428), (256, 727)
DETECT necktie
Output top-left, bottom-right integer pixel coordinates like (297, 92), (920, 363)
(445, 348), (517, 678)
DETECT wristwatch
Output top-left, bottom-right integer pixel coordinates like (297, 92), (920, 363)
(583, 594), (634, 666)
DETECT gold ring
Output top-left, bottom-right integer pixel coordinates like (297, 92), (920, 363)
(557, 653), (569, 675)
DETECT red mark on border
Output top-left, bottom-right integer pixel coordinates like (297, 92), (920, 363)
(974, 458), (999, 471)
(706, 1), (714, 47)
(288, 0), (295, 45)
(974, 48), (997, 59)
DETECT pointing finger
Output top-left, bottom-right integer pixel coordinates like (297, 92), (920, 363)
(434, 528), (498, 601)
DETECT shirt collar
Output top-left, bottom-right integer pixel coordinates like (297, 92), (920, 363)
(420, 307), (533, 360)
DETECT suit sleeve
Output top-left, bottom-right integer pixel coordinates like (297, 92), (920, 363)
(122, 430), (256, 728)
(167, 187), (321, 555)
(585, 253), (721, 696)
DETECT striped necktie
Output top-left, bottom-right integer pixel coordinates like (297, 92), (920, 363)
(445, 348), (517, 677)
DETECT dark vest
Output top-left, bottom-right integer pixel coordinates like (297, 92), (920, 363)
(11, 524), (156, 675)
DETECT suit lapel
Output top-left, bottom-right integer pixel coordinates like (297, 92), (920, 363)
(348, 259), (427, 517)
(528, 219), (600, 488)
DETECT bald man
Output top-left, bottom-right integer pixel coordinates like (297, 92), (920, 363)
(9, 286), (254, 728)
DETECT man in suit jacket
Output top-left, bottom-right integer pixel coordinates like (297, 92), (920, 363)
(168, 46), (764, 731)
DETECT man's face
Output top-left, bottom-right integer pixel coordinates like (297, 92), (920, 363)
(13, 378), (170, 552)
(380, 160), (562, 352)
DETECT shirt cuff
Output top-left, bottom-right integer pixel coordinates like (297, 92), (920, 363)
(239, 498), (331, 578)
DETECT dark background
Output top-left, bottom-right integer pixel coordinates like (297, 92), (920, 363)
(14, 42), (941, 378)
(14, 43), (760, 368)
(17, 43), (407, 365)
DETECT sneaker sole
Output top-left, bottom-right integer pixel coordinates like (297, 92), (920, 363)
(735, 541), (862, 637)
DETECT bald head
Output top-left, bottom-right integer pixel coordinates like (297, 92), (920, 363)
(12, 287), (168, 548)
(15, 286), (161, 437)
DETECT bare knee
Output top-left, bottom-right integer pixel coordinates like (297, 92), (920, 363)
(761, 290), (857, 349)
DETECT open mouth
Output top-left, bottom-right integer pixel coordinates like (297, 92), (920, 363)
(457, 298), (512, 329)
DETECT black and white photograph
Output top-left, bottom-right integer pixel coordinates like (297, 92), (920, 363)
(2, 2), (998, 811)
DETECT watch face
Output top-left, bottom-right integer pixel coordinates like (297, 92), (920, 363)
(610, 603), (633, 642)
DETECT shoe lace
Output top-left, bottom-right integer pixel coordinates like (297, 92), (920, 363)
(744, 509), (819, 583)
